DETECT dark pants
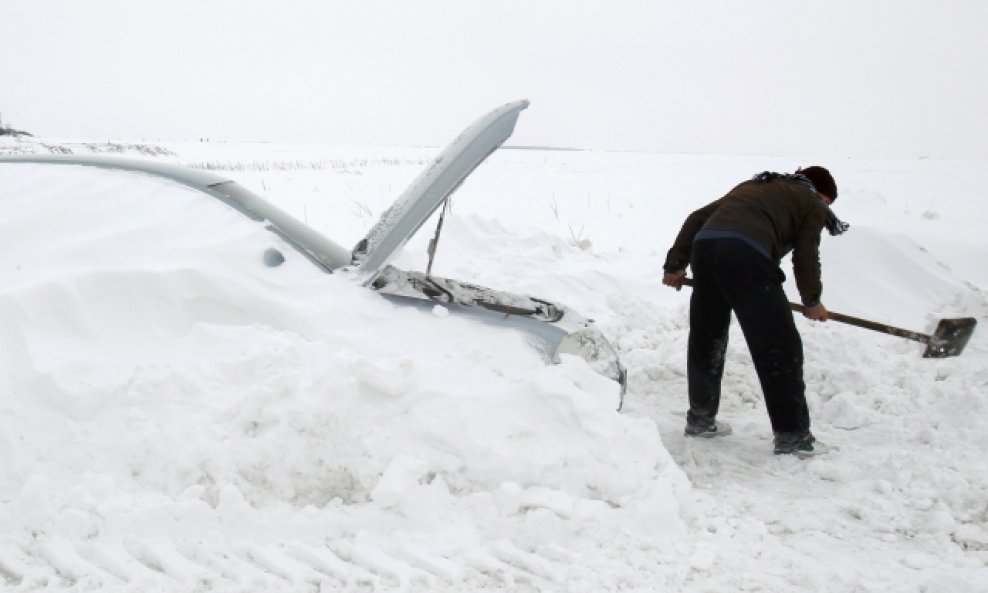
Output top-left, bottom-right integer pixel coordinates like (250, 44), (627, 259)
(686, 238), (810, 434)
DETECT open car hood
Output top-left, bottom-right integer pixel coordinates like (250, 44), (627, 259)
(350, 100), (529, 286)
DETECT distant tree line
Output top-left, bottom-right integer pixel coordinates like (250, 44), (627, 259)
(0, 113), (32, 137)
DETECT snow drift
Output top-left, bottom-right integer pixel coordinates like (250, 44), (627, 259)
(1, 136), (986, 591)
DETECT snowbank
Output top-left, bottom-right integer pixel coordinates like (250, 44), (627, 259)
(1, 142), (986, 591)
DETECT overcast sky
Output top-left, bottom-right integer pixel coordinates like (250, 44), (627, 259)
(3, 0), (987, 158)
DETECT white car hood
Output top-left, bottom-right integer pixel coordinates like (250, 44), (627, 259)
(350, 99), (529, 285)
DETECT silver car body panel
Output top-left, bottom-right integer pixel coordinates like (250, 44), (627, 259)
(351, 100), (530, 286)
(0, 153), (353, 272)
(371, 265), (626, 402)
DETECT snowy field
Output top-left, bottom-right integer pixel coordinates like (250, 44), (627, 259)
(1, 134), (986, 592)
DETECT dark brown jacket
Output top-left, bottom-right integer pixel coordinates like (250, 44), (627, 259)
(664, 176), (829, 306)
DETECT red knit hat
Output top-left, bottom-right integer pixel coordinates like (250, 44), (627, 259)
(796, 166), (838, 200)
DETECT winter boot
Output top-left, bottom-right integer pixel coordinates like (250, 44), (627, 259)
(685, 420), (732, 438)
(773, 431), (832, 458)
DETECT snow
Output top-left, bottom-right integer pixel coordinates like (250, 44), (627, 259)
(1, 136), (987, 592)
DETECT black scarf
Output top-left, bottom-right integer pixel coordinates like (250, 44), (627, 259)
(824, 208), (850, 236)
(752, 171), (849, 236)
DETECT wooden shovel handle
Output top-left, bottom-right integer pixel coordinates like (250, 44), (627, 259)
(679, 277), (932, 344)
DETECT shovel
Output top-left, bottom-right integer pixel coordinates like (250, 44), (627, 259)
(680, 278), (976, 358)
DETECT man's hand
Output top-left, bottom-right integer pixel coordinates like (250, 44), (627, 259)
(803, 303), (828, 321)
(663, 269), (687, 290)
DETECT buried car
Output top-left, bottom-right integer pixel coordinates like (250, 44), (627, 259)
(0, 100), (626, 404)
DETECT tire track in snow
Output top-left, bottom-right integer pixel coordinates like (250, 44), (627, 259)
(0, 536), (567, 591)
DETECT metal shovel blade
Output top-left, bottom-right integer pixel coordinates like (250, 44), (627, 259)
(923, 318), (978, 358)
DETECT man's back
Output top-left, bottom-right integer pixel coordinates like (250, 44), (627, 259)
(703, 177), (828, 262)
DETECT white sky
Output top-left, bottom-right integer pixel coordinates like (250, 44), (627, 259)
(3, 0), (987, 158)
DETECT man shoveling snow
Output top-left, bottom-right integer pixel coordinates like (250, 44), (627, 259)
(661, 166), (848, 458)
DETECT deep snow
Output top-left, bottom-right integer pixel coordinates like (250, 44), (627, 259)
(1, 135), (986, 592)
